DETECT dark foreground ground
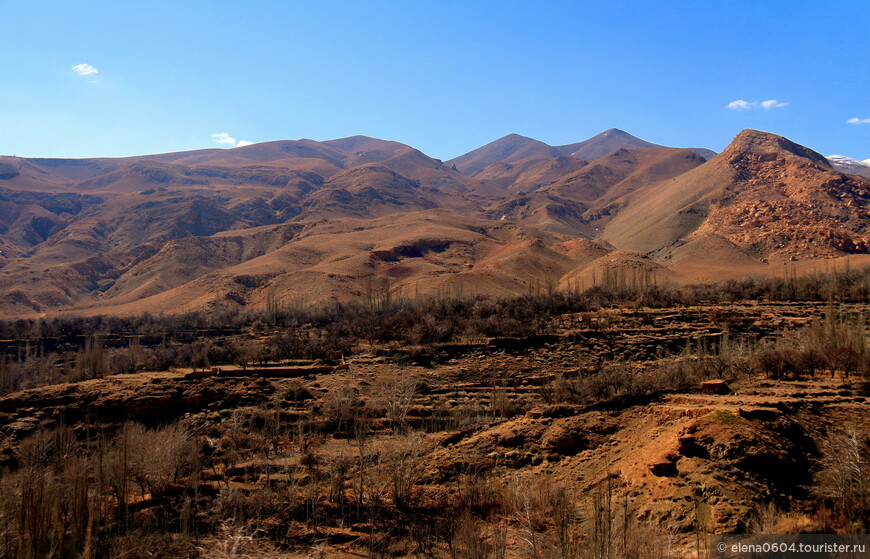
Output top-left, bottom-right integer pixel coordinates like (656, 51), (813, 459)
(0, 292), (868, 558)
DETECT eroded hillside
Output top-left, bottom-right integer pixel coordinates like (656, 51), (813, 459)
(0, 293), (867, 557)
(1, 129), (870, 317)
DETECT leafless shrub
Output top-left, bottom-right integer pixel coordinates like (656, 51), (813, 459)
(506, 476), (555, 559)
(579, 475), (675, 559)
(120, 422), (197, 499)
(213, 485), (290, 526)
(321, 386), (362, 433)
(370, 373), (419, 432)
(457, 468), (504, 517)
(540, 373), (575, 404)
(550, 484), (581, 559)
(749, 501), (810, 534)
(377, 431), (429, 510)
(815, 424), (869, 532)
(491, 521), (508, 559)
(102, 531), (199, 559)
(326, 449), (352, 507)
(489, 386), (523, 417)
(75, 334), (107, 380)
(451, 512), (492, 559)
(229, 338), (262, 370)
(0, 454), (93, 559)
(196, 521), (285, 559)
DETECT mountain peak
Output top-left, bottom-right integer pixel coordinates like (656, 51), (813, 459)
(446, 134), (558, 175)
(321, 135), (409, 155)
(499, 132), (535, 141)
(723, 129), (831, 168)
(827, 154), (870, 179)
(556, 129), (660, 159)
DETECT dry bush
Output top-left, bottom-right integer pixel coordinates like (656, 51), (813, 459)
(505, 476), (560, 558)
(0, 455), (93, 559)
(213, 485), (292, 526)
(814, 424), (869, 532)
(375, 431), (430, 510)
(748, 307), (868, 379)
(750, 501), (812, 534)
(245, 406), (284, 458)
(615, 522), (675, 559)
(0, 347), (59, 394)
(579, 475), (676, 559)
(540, 373), (576, 405)
(75, 334), (107, 380)
(102, 531), (199, 559)
(218, 410), (269, 469)
(549, 484), (581, 559)
(89, 421), (198, 516)
(123, 422), (198, 499)
(370, 373), (419, 432)
(229, 338), (262, 369)
(457, 469), (505, 517)
(325, 449), (352, 507)
(451, 511), (492, 559)
(489, 387), (523, 418)
(320, 386), (362, 433)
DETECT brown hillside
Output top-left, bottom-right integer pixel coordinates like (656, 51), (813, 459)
(488, 147), (708, 236)
(555, 128), (660, 159)
(602, 129), (870, 262)
(447, 134), (563, 176)
(3, 129), (870, 317)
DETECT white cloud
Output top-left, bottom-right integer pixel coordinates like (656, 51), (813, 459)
(72, 63), (98, 76)
(211, 133), (255, 147)
(847, 117), (870, 124)
(727, 99), (788, 111)
(211, 132), (237, 145)
(760, 99), (787, 109)
(727, 99), (752, 110)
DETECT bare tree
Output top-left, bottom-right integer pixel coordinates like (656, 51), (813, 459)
(372, 373), (419, 432)
(125, 422), (197, 499)
(816, 424), (869, 532)
(380, 431), (429, 510)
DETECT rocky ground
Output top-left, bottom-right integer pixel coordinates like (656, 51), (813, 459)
(0, 302), (867, 557)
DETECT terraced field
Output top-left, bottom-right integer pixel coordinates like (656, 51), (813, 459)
(0, 301), (867, 556)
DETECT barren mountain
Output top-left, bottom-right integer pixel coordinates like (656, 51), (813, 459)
(447, 134), (563, 176)
(488, 146), (710, 236)
(1, 129), (868, 316)
(828, 154), (870, 179)
(602, 129), (870, 264)
(447, 128), (701, 177)
(554, 128), (661, 159)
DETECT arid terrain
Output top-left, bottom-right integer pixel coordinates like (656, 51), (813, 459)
(1, 128), (870, 318)
(0, 271), (868, 558)
(0, 129), (869, 558)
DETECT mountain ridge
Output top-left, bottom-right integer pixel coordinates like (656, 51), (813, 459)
(1, 128), (868, 317)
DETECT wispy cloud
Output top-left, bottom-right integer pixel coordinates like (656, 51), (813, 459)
(211, 133), (254, 148)
(72, 63), (98, 76)
(727, 99), (788, 110)
(727, 99), (752, 110)
(847, 117), (870, 124)
(760, 99), (788, 109)
(211, 132), (237, 145)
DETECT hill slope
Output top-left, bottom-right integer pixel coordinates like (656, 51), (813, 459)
(1, 129), (869, 316)
(602, 129), (870, 263)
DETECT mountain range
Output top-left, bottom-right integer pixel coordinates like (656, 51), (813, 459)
(827, 154), (870, 179)
(1, 128), (868, 317)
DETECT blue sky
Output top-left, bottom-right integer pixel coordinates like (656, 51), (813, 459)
(2, 0), (868, 160)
